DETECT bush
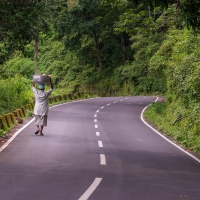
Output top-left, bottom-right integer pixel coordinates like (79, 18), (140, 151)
(0, 129), (6, 138)
(0, 74), (32, 115)
(144, 101), (200, 153)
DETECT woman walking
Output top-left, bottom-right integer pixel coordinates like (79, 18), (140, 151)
(32, 77), (53, 136)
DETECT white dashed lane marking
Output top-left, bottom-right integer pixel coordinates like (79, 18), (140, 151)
(81, 97), (130, 199)
(96, 132), (100, 136)
(100, 154), (106, 165)
(98, 141), (103, 147)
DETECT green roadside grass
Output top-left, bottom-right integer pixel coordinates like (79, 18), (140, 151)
(144, 102), (200, 154)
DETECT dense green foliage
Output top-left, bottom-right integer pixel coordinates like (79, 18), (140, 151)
(0, 74), (32, 115)
(144, 102), (200, 153)
(145, 28), (200, 153)
(0, 0), (50, 64)
(0, 0), (200, 152)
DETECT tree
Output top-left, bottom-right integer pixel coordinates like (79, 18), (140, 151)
(53, 0), (134, 72)
(0, 0), (50, 72)
(130, 0), (200, 31)
(53, 0), (104, 72)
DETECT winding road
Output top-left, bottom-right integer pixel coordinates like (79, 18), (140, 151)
(0, 96), (200, 200)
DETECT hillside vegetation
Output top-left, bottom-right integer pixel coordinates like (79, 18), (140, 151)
(0, 0), (200, 152)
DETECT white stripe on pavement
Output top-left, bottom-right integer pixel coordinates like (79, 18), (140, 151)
(96, 132), (100, 136)
(78, 178), (102, 200)
(98, 141), (103, 147)
(100, 154), (106, 165)
(141, 97), (200, 164)
(0, 118), (35, 153)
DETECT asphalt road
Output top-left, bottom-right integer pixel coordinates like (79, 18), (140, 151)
(0, 96), (200, 200)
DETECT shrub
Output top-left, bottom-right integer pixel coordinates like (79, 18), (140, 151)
(0, 74), (32, 115)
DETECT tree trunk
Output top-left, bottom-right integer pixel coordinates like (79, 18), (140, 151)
(34, 38), (38, 75)
(175, 0), (181, 21)
(148, 4), (151, 17)
(176, 0), (181, 8)
(121, 33), (126, 64)
(93, 31), (102, 73)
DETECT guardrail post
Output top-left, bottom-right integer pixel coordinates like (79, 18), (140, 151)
(68, 94), (72, 100)
(0, 115), (9, 131)
(21, 106), (26, 117)
(18, 108), (25, 118)
(63, 94), (68, 101)
(9, 113), (17, 125)
(13, 109), (21, 118)
(4, 113), (16, 128)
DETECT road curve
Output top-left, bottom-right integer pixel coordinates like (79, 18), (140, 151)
(0, 96), (199, 200)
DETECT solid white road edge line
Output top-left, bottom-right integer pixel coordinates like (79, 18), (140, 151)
(141, 97), (200, 164)
(98, 141), (103, 147)
(78, 178), (102, 200)
(100, 154), (106, 165)
(50, 98), (96, 108)
(0, 118), (35, 153)
(0, 97), (98, 153)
